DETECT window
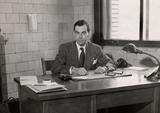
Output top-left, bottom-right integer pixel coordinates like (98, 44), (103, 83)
(94, 0), (160, 47)
(148, 0), (160, 40)
(104, 0), (140, 40)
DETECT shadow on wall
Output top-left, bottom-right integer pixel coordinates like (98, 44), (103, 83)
(0, 31), (7, 102)
(140, 57), (158, 67)
(91, 32), (105, 47)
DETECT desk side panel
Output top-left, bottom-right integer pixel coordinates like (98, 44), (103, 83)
(20, 86), (43, 113)
(96, 88), (154, 109)
(44, 96), (92, 113)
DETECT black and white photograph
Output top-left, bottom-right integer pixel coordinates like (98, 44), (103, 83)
(0, 0), (160, 113)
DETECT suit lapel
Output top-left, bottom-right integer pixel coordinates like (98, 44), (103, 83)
(84, 42), (92, 69)
(71, 41), (79, 67)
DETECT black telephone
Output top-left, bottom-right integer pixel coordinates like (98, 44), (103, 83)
(116, 58), (132, 68)
(59, 74), (72, 81)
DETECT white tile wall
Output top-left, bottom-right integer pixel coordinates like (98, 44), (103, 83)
(0, 0), (67, 99)
(0, 0), (95, 99)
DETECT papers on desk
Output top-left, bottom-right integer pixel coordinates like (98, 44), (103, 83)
(72, 71), (132, 80)
(27, 82), (67, 93)
(20, 76), (67, 93)
(20, 76), (38, 85)
(125, 66), (148, 71)
(144, 66), (159, 78)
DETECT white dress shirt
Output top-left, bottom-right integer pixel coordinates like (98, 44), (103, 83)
(75, 42), (86, 60)
(69, 42), (86, 74)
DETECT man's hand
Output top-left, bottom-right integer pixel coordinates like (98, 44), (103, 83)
(106, 62), (116, 71)
(94, 66), (107, 74)
(71, 67), (88, 76)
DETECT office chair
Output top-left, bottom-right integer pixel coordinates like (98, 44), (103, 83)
(41, 58), (54, 76)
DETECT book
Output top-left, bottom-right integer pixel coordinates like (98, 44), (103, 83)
(27, 82), (67, 93)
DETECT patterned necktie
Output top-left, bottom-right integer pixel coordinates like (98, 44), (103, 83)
(79, 48), (85, 67)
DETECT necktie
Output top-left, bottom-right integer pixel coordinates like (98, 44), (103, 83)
(79, 48), (85, 67)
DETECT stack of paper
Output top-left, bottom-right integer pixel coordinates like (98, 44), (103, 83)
(27, 82), (67, 93)
(20, 76), (67, 93)
(20, 76), (38, 85)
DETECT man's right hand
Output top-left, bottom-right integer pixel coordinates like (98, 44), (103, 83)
(94, 66), (107, 74)
(71, 67), (88, 76)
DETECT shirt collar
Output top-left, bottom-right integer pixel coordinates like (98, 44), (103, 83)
(76, 42), (86, 52)
(75, 42), (88, 59)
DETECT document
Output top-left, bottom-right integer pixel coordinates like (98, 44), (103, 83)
(125, 66), (148, 71)
(144, 66), (159, 78)
(20, 76), (38, 85)
(27, 82), (67, 93)
(72, 71), (132, 80)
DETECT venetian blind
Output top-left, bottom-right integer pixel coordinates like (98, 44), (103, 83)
(103, 0), (140, 40)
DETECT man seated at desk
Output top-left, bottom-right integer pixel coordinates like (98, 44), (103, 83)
(52, 19), (115, 76)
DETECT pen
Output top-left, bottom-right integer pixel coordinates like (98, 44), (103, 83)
(122, 74), (132, 77)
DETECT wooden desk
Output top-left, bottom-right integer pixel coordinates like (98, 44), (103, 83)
(14, 69), (160, 113)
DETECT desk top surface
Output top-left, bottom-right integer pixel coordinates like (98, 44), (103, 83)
(14, 67), (160, 100)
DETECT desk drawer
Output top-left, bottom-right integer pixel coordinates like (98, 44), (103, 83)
(96, 88), (154, 109)
(44, 96), (91, 113)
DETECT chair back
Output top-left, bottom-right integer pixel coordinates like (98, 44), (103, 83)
(41, 58), (54, 76)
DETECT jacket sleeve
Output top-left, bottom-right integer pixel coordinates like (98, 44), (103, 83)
(96, 47), (115, 68)
(51, 44), (70, 74)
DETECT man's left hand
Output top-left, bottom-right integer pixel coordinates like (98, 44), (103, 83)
(106, 62), (116, 71)
(94, 66), (107, 74)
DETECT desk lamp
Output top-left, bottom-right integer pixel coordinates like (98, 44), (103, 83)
(122, 43), (160, 81)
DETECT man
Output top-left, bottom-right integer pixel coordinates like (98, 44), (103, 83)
(52, 20), (115, 75)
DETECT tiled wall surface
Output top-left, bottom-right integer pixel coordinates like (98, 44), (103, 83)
(0, 0), (94, 99)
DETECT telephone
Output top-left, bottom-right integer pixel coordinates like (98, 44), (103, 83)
(116, 58), (132, 68)
(59, 74), (72, 81)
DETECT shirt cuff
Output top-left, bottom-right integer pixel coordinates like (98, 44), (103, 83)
(69, 66), (74, 74)
(102, 66), (107, 72)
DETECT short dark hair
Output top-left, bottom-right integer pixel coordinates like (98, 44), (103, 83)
(73, 20), (90, 32)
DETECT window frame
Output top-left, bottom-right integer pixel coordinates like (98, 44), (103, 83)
(94, 0), (160, 47)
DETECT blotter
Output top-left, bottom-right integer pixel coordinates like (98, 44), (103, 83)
(72, 71), (132, 80)
(27, 82), (67, 93)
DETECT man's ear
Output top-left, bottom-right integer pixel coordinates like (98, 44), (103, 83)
(87, 32), (91, 40)
(73, 31), (75, 36)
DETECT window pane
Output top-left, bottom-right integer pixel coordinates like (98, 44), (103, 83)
(148, 0), (160, 41)
(108, 0), (140, 40)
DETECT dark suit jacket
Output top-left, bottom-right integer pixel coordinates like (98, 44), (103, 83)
(52, 41), (111, 74)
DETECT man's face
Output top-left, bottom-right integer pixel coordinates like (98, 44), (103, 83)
(74, 25), (89, 46)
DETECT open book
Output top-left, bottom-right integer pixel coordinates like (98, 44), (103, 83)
(27, 82), (67, 93)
